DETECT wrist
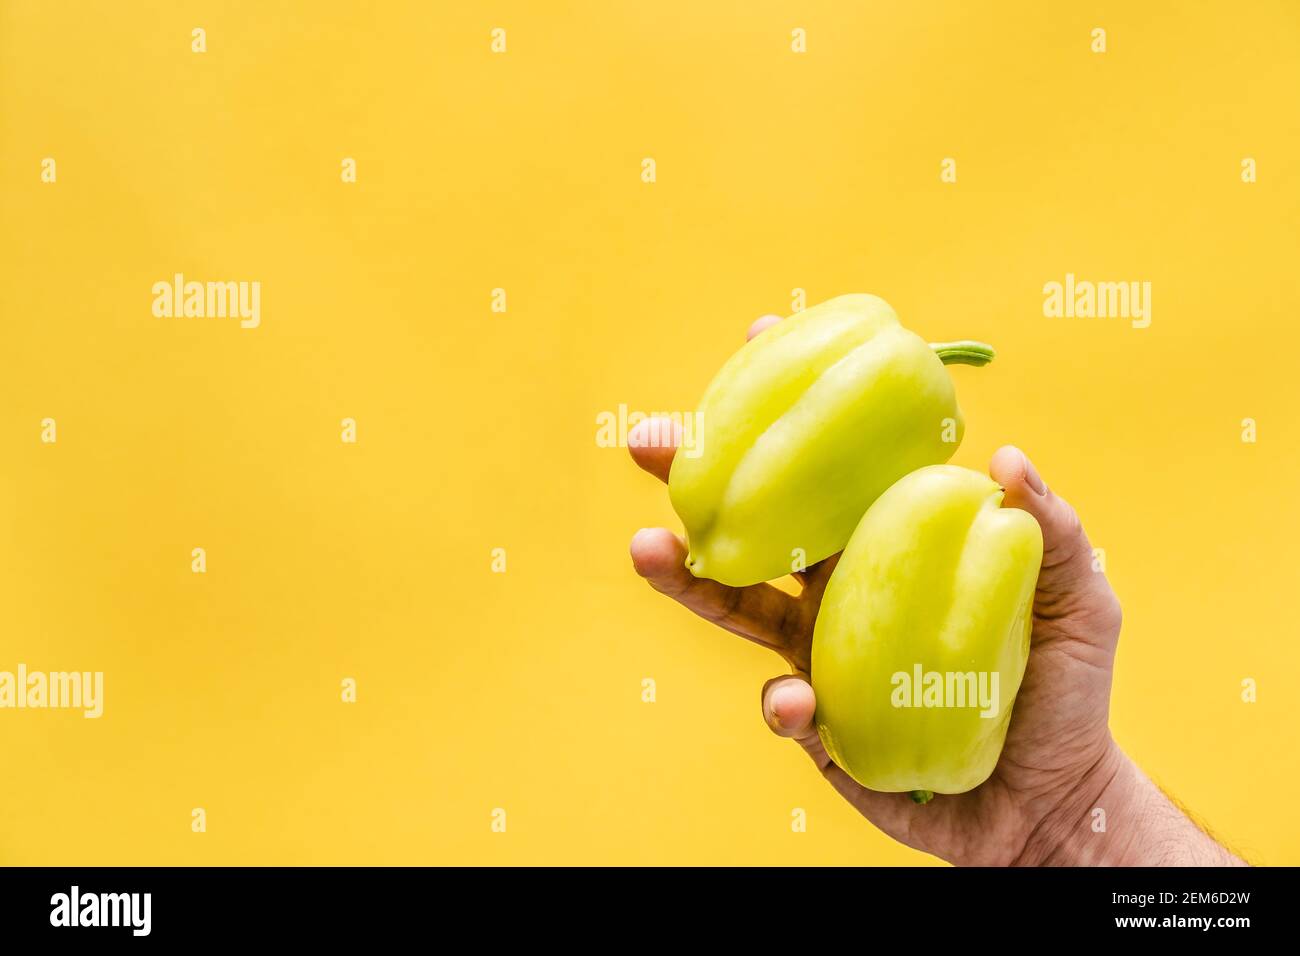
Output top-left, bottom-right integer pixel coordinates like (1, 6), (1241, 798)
(1016, 739), (1140, 866)
(1023, 741), (1248, 866)
(1043, 742), (1148, 865)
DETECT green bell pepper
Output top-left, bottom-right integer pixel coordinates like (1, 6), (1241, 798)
(669, 294), (993, 587)
(812, 465), (1043, 801)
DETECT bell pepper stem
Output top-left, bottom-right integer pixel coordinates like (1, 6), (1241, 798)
(930, 340), (995, 367)
(909, 789), (935, 805)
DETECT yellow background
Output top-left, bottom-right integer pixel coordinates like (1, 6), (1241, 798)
(1, 1), (1297, 865)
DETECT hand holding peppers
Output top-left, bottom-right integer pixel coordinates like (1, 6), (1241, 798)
(628, 310), (1245, 866)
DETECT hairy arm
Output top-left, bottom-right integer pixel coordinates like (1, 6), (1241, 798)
(1027, 743), (1248, 866)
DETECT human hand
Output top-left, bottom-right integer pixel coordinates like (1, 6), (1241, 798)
(630, 314), (1244, 866)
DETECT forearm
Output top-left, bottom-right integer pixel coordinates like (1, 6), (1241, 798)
(1039, 743), (1247, 866)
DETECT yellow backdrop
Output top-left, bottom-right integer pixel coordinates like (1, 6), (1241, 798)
(2, 1), (1296, 865)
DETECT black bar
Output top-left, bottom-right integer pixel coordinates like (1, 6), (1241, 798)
(0, 866), (1284, 941)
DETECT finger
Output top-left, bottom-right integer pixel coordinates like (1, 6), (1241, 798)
(760, 675), (842, 779)
(632, 527), (800, 658)
(628, 416), (680, 483)
(761, 676), (838, 768)
(795, 552), (840, 599)
(990, 445), (1121, 639)
(759, 674), (933, 841)
(634, 317), (781, 481)
(762, 674), (817, 737)
(635, 312), (781, 483)
(747, 314), (783, 341)
(990, 444), (1093, 583)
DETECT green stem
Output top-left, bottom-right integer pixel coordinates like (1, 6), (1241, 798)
(930, 340), (995, 367)
(909, 789), (935, 805)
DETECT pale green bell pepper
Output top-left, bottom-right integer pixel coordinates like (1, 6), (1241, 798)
(669, 294), (992, 587)
(812, 465), (1043, 801)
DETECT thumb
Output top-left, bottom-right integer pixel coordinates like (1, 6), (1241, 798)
(990, 445), (1121, 644)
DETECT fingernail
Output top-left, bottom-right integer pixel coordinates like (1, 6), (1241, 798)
(1022, 453), (1047, 496)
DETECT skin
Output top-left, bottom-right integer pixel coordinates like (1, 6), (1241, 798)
(628, 312), (1247, 867)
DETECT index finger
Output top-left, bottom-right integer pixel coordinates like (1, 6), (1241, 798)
(747, 313), (783, 341)
(630, 314), (785, 483)
(628, 416), (679, 483)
